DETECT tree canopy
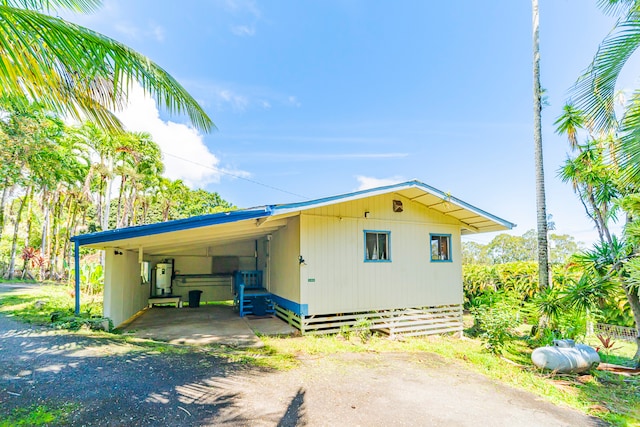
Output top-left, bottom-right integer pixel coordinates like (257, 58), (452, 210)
(0, 0), (213, 132)
(0, 100), (231, 280)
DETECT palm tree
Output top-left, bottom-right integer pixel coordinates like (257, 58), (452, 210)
(532, 0), (549, 290)
(571, 0), (640, 181)
(0, 0), (214, 132)
(556, 104), (640, 366)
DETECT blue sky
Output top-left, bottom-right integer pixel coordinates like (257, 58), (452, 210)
(63, 1), (631, 245)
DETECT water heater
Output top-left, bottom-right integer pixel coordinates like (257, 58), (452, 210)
(155, 263), (173, 296)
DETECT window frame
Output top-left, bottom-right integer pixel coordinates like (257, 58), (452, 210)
(363, 230), (391, 263)
(430, 233), (452, 262)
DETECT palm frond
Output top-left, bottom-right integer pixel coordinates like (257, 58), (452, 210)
(571, 17), (640, 132)
(6, 0), (101, 13)
(563, 274), (615, 313)
(616, 90), (640, 183)
(554, 103), (585, 150)
(0, 6), (214, 132)
(596, 0), (639, 17)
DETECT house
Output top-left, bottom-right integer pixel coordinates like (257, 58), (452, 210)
(70, 180), (514, 336)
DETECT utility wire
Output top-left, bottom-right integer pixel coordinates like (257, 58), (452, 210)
(162, 151), (310, 200)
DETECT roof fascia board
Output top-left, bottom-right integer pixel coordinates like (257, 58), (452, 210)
(71, 208), (272, 246)
(273, 180), (423, 215)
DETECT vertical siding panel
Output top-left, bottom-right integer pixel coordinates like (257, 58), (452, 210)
(271, 216), (301, 305)
(301, 193), (463, 315)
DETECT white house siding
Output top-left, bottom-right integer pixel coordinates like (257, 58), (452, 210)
(104, 249), (148, 327)
(299, 193), (463, 315)
(269, 216), (301, 304)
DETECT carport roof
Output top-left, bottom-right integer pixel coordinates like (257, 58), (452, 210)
(71, 179), (514, 250)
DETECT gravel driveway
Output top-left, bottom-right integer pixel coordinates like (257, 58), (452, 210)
(0, 298), (605, 426)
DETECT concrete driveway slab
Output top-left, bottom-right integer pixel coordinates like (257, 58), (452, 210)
(120, 305), (295, 347)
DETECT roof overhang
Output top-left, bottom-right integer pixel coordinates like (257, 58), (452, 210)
(70, 207), (278, 255)
(272, 180), (515, 234)
(70, 180), (514, 254)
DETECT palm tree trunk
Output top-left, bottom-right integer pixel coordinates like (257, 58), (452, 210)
(102, 160), (114, 231)
(49, 191), (62, 278)
(621, 282), (640, 367)
(0, 183), (9, 243)
(533, 0), (549, 290)
(116, 173), (125, 228)
(7, 186), (31, 279)
(24, 190), (33, 249)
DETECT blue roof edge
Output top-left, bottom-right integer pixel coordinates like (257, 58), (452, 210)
(71, 207), (273, 246)
(273, 180), (515, 230)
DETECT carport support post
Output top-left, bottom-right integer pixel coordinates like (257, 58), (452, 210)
(74, 240), (80, 315)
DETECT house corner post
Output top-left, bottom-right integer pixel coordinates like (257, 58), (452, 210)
(74, 240), (80, 315)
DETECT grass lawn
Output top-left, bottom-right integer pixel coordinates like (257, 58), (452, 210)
(1, 283), (638, 426)
(0, 282), (103, 327)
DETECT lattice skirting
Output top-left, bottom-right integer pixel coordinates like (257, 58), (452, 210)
(274, 304), (463, 337)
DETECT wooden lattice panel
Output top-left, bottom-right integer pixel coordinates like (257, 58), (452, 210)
(274, 304), (463, 337)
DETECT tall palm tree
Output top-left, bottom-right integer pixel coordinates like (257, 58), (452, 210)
(532, 0), (549, 290)
(0, 0), (214, 132)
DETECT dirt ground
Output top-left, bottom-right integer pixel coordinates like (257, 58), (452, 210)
(0, 313), (608, 426)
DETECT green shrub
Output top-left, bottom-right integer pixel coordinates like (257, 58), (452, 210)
(471, 295), (521, 355)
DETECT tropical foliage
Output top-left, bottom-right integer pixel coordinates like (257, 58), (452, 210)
(0, 99), (233, 281)
(0, 0), (213, 132)
(553, 101), (640, 366)
(462, 229), (581, 265)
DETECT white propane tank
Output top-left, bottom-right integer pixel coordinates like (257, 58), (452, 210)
(531, 339), (600, 374)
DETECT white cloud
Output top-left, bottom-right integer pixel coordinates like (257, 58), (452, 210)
(113, 22), (139, 38)
(115, 85), (239, 188)
(288, 96), (301, 107)
(218, 89), (250, 111)
(150, 24), (165, 42)
(218, 0), (261, 36)
(355, 175), (406, 191)
(243, 152), (407, 161)
(114, 21), (165, 42)
(222, 0), (261, 18)
(231, 24), (255, 36)
(182, 79), (298, 112)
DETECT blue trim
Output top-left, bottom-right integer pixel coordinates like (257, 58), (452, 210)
(430, 233), (452, 262)
(270, 294), (308, 316)
(364, 230), (391, 263)
(74, 240), (80, 315)
(71, 207), (272, 246)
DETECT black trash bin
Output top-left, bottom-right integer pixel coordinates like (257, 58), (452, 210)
(251, 296), (268, 316)
(188, 290), (203, 308)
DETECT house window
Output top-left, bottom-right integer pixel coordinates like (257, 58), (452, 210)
(430, 234), (451, 262)
(364, 230), (390, 262)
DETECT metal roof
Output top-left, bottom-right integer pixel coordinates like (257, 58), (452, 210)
(71, 180), (514, 252)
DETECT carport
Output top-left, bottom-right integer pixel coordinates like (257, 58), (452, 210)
(70, 206), (291, 329)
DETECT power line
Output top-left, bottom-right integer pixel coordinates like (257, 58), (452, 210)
(162, 151), (310, 200)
